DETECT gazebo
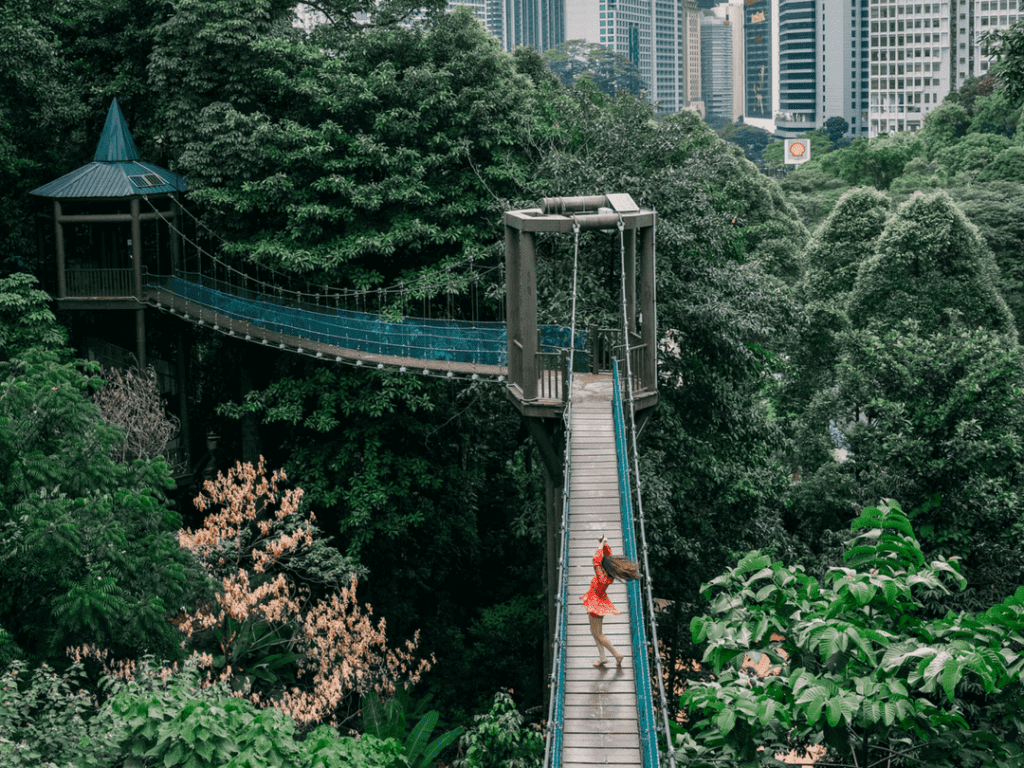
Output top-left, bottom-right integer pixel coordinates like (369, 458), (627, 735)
(31, 98), (187, 368)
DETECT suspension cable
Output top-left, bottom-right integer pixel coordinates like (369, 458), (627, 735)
(616, 218), (676, 768)
(542, 217), (582, 768)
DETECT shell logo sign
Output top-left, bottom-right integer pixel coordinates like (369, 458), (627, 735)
(785, 138), (811, 165)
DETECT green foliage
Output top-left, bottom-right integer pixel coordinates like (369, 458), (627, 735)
(0, 660), (123, 767)
(362, 688), (464, 768)
(679, 500), (1024, 767)
(818, 115), (851, 149)
(776, 168), (853, 233)
(980, 18), (1024, 106)
(717, 122), (775, 166)
(799, 187), (892, 305)
(969, 90), (1021, 137)
(920, 102), (972, 157)
(151, 6), (536, 284)
(0, 273), (66, 359)
(887, 156), (950, 203)
(453, 689), (543, 768)
(109, 666), (304, 768)
(947, 180), (1024, 329)
(932, 131), (1012, 176)
(0, 348), (206, 663)
(978, 144), (1024, 182)
(846, 191), (1016, 338)
(795, 323), (1024, 609)
(541, 39), (644, 96)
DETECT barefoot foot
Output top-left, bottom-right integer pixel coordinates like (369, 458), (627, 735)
(614, 652), (624, 667)
(593, 658), (608, 667)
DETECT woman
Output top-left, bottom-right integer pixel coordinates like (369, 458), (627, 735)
(580, 535), (640, 667)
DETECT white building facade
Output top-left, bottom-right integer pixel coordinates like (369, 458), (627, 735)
(868, 0), (1021, 137)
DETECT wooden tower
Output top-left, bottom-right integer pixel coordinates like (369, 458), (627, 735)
(31, 98), (191, 471)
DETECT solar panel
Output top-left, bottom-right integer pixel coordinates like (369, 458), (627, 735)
(128, 173), (166, 188)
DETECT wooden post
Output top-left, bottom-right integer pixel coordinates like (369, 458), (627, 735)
(131, 198), (146, 368)
(176, 327), (192, 473)
(519, 230), (538, 401)
(505, 221), (520, 390)
(639, 222), (657, 391)
(169, 199), (181, 274)
(54, 200), (66, 299)
(131, 198), (143, 299)
(625, 228), (637, 336)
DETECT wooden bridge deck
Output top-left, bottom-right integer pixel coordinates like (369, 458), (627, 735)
(563, 374), (642, 768)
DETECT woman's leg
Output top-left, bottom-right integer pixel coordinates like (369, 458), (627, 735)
(589, 615), (623, 664)
(589, 614), (608, 664)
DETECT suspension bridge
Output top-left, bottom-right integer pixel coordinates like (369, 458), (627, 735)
(30, 101), (676, 768)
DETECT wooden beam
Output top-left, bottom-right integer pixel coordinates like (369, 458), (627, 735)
(55, 211), (174, 224)
(54, 200), (66, 299)
(519, 230), (538, 401)
(639, 222), (657, 394)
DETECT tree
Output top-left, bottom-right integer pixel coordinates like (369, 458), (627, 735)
(946, 74), (998, 116)
(717, 122), (775, 167)
(0, 273), (67, 358)
(948, 180), (1024, 329)
(886, 156), (950, 204)
(818, 115), (851, 149)
(932, 131), (1012, 177)
(846, 191), (1016, 338)
(149, 6), (539, 285)
(969, 90), (1021, 137)
(777, 168), (853, 233)
(920, 102), (971, 158)
(171, 458), (429, 727)
(92, 365), (181, 466)
(978, 18), (1024, 106)
(791, 322), (1024, 609)
(800, 188), (892, 305)
(541, 39), (645, 96)
(678, 500), (1024, 767)
(0, 348), (205, 664)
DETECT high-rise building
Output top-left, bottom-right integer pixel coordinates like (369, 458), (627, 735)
(564, 0), (705, 113)
(743, 0), (774, 131)
(868, 0), (1021, 137)
(490, 0), (564, 52)
(774, 0), (871, 138)
(701, 4), (744, 127)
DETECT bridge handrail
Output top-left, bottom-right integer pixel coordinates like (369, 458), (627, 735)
(614, 219), (676, 768)
(611, 359), (659, 768)
(541, 218), (582, 768)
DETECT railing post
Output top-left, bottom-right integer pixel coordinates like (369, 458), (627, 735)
(561, 349), (568, 403)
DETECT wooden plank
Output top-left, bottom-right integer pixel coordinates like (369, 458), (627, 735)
(563, 705), (639, 721)
(563, 746), (643, 764)
(563, 731), (641, 747)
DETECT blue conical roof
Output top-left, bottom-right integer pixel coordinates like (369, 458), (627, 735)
(30, 99), (187, 199)
(94, 99), (140, 162)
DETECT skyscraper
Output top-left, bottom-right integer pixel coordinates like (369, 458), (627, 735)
(489, 0), (565, 52)
(564, 0), (705, 114)
(743, 0), (773, 130)
(701, 5), (743, 127)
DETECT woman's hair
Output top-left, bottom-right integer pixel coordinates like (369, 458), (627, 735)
(602, 555), (641, 582)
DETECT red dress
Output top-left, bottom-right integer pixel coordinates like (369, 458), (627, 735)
(580, 544), (620, 617)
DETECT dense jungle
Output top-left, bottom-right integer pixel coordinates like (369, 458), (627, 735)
(3, 1), (1024, 766)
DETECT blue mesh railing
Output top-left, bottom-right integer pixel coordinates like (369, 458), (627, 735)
(148, 273), (580, 368)
(612, 359), (659, 768)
